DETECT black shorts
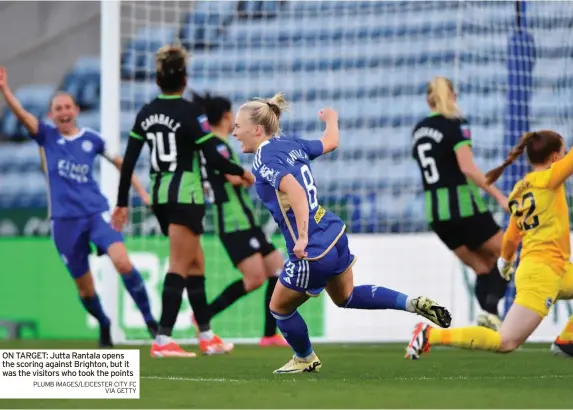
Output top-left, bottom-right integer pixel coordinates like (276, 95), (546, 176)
(431, 212), (500, 251)
(220, 227), (276, 267)
(152, 203), (205, 236)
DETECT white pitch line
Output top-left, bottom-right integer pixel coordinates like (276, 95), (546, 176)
(387, 374), (573, 382)
(142, 374), (573, 383)
(335, 344), (555, 352)
(142, 376), (241, 383)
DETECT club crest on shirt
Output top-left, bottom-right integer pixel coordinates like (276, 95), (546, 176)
(57, 138), (66, 145)
(82, 140), (93, 152)
(259, 164), (279, 186)
(217, 144), (230, 159)
(197, 114), (211, 133)
(461, 124), (471, 139)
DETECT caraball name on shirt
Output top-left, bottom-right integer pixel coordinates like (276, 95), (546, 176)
(58, 160), (90, 183)
(141, 114), (181, 133)
(286, 149), (308, 166)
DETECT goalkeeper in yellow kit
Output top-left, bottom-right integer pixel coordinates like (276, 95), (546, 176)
(406, 130), (573, 359)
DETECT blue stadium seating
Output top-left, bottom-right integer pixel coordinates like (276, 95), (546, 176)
(60, 56), (101, 111)
(1, 0), (573, 232)
(1, 84), (55, 142)
(121, 27), (177, 80)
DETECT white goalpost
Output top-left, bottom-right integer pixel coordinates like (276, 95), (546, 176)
(99, 0), (122, 344)
(98, 0), (573, 345)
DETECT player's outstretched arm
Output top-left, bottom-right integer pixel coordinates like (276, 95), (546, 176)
(106, 154), (150, 205)
(318, 108), (339, 154)
(547, 148), (573, 189)
(0, 67), (39, 136)
(456, 144), (508, 211)
(279, 174), (309, 259)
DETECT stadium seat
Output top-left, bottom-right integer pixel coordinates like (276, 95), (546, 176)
(121, 26), (177, 80)
(60, 56), (101, 111)
(4, 0), (573, 234)
(120, 82), (159, 111)
(76, 111), (101, 132)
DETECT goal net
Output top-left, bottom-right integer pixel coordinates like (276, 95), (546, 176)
(99, 0), (573, 344)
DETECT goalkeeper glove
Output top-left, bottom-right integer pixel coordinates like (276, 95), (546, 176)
(497, 256), (515, 281)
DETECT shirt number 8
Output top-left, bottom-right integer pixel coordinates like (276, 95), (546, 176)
(301, 164), (318, 210)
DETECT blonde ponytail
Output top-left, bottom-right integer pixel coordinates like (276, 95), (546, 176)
(240, 92), (289, 136)
(426, 76), (460, 118)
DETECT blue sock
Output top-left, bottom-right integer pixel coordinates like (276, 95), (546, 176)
(343, 285), (410, 311)
(271, 310), (313, 358)
(121, 269), (155, 323)
(80, 294), (110, 326)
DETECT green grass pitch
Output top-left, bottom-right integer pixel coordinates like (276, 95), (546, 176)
(1, 340), (571, 408)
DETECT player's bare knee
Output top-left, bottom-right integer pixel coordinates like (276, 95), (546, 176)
(470, 260), (489, 275)
(77, 286), (95, 298)
(168, 255), (193, 276)
(498, 338), (520, 353)
(269, 293), (291, 315)
(487, 255), (499, 271)
(189, 260), (201, 273)
(113, 257), (133, 274)
(269, 298), (286, 315)
(76, 279), (95, 298)
(243, 272), (265, 292)
(333, 294), (351, 308)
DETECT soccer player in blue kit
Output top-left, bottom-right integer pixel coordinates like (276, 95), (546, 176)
(0, 67), (157, 346)
(233, 93), (453, 373)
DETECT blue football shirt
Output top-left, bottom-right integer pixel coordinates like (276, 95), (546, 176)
(252, 137), (346, 259)
(32, 121), (110, 219)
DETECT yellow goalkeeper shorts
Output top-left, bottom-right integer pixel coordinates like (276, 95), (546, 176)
(514, 259), (562, 317)
(557, 262), (573, 301)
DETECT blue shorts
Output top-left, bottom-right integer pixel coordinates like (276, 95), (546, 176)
(51, 212), (124, 279)
(280, 233), (355, 296)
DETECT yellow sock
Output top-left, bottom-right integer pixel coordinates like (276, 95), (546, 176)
(558, 314), (573, 341)
(429, 326), (501, 352)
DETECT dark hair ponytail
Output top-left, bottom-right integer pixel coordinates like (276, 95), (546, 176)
(192, 91), (232, 126)
(156, 45), (188, 93)
(485, 130), (564, 185)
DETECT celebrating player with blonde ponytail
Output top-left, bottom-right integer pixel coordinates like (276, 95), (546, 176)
(234, 93), (452, 374)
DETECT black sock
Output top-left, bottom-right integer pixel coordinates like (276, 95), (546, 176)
(186, 276), (212, 332)
(209, 279), (248, 319)
(489, 265), (509, 299)
(475, 269), (506, 317)
(475, 273), (496, 315)
(158, 273), (186, 337)
(264, 277), (279, 337)
(80, 294), (110, 327)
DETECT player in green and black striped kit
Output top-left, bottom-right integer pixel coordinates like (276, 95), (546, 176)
(114, 45), (252, 357)
(412, 76), (509, 330)
(194, 92), (288, 347)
